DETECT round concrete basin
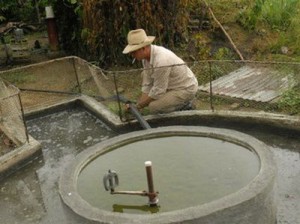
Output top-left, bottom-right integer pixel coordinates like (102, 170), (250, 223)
(59, 126), (276, 224)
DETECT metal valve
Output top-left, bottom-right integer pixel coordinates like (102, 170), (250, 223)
(103, 161), (159, 206)
(103, 169), (119, 192)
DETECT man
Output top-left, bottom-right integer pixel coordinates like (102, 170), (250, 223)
(123, 29), (198, 114)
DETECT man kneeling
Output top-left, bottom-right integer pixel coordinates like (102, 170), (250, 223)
(123, 29), (198, 114)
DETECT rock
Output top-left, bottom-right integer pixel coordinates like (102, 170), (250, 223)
(281, 46), (289, 55)
(230, 103), (240, 110)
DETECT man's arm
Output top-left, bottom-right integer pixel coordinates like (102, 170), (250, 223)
(137, 93), (154, 109)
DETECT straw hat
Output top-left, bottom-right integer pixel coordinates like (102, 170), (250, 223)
(122, 29), (155, 54)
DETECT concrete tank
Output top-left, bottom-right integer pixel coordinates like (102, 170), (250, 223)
(59, 126), (277, 224)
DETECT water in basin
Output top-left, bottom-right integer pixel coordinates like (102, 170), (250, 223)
(77, 136), (260, 214)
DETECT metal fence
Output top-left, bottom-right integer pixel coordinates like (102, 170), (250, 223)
(101, 60), (300, 116)
(0, 56), (299, 147)
(190, 60), (299, 114)
(0, 80), (28, 147)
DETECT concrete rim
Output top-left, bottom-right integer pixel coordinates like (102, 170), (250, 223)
(59, 126), (276, 224)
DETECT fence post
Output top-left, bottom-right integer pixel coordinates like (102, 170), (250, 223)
(17, 93), (29, 143)
(72, 57), (82, 94)
(209, 61), (214, 112)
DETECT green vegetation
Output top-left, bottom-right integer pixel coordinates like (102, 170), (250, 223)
(278, 88), (300, 115)
(214, 47), (235, 60)
(281, 16), (300, 55)
(0, 71), (36, 84)
(235, 0), (300, 56)
(237, 0), (300, 31)
(0, 0), (78, 23)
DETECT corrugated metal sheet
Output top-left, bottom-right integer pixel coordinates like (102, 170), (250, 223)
(198, 65), (295, 102)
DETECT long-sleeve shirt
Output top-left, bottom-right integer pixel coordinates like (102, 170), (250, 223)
(141, 45), (198, 99)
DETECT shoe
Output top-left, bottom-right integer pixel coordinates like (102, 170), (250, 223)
(179, 101), (196, 111)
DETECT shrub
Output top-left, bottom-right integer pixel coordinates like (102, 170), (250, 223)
(237, 0), (300, 31)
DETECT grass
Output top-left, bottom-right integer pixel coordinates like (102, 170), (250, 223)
(278, 88), (300, 115)
(0, 71), (36, 84)
(236, 0), (300, 31)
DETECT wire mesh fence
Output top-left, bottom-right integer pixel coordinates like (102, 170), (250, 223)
(190, 60), (299, 113)
(100, 60), (300, 115)
(0, 57), (299, 114)
(0, 80), (28, 147)
(0, 56), (299, 147)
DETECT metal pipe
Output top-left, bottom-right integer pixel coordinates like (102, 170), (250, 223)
(113, 95), (151, 129)
(111, 190), (148, 196)
(103, 162), (159, 206)
(145, 161), (158, 206)
(127, 103), (151, 129)
(45, 6), (59, 51)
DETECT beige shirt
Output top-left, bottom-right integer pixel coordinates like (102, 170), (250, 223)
(141, 45), (198, 99)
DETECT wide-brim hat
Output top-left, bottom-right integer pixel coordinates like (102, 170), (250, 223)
(123, 29), (155, 54)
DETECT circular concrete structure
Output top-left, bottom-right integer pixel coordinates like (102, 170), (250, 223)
(59, 126), (277, 224)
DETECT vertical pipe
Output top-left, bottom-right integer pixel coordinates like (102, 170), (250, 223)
(45, 6), (59, 51)
(145, 161), (158, 206)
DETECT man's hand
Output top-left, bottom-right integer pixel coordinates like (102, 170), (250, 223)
(124, 103), (131, 111)
(124, 103), (141, 112)
(137, 93), (154, 109)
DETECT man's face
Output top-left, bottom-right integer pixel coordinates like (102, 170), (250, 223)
(130, 47), (144, 61)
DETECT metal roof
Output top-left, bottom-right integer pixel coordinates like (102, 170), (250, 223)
(198, 65), (295, 102)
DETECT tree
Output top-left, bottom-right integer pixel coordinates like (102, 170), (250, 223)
(0, 0), (48, 23)
(1, 0), (192, 67)
(81, 0), (190, 66)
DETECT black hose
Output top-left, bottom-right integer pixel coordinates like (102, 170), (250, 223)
(127, 103), (151, 129)
(113, 95), (151, 130)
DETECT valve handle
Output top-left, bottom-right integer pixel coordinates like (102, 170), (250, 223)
(103, 170), (119, 191)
